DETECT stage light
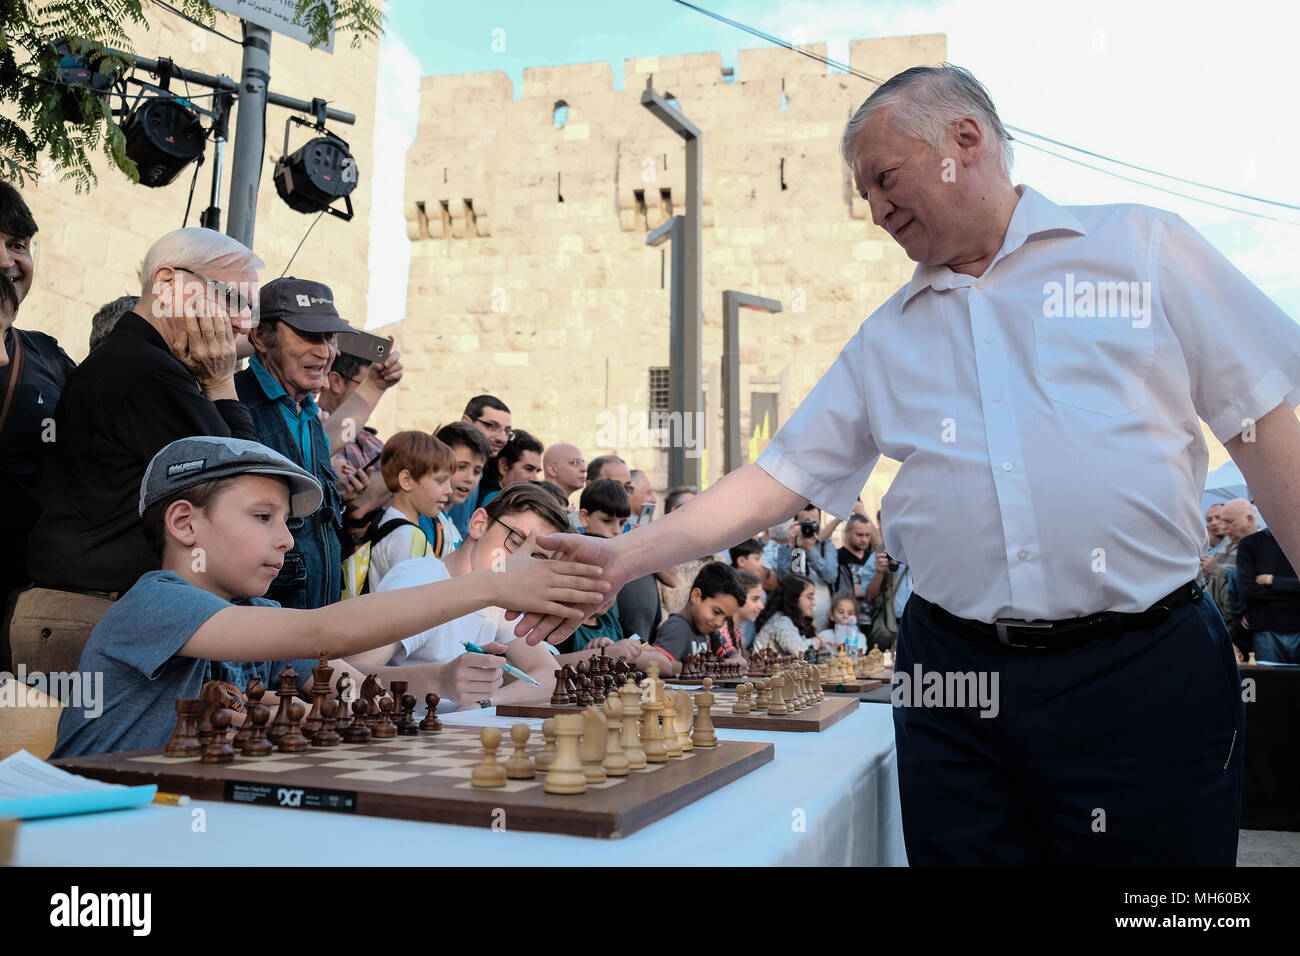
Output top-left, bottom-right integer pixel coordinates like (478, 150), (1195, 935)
(273, 123), (357, 221)
(51, 38), (121, 122)
(120, 97), (206, 188)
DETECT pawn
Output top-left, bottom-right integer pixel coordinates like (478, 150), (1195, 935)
(419, 693), (443, 733)
(279, 700), (310, 752)
(576, 676), (594, 707)
(732, 682), (752, 715)
(343, 699), (372, 743)
(311, 697), (342, 747)
(470, 727), (508, 788)
(239, 701), (273, 757)
(372, 694), (398, 739)
(544, 712), (588, 795)
(505, 723), (535, 779)
(602, 695), (630, 776)
(398, 694), (420, 735)
(534, 718), (558, 772)
(200, 708), (236, 763)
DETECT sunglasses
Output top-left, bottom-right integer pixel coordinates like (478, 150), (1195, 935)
(173, 266), (257, 323)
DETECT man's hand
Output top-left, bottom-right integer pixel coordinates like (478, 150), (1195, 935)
(333, 459), (368, 503)
(442, 649), (506, 704)
(174, 310), (237, 396)
(788, 521), (811, 552)
(1200, 555), (1222, 575)
(367, 338), (403, 391)
(493, 530), (609, 625)
(508, 532), (630, 645)
(1256, 573), (1274, 586)
(875, 551), (891, 573)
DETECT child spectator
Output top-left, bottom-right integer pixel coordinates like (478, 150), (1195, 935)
(817, 592), (863, 651)
(52, 437), (605, 757)
(718, 569), (763, 654)
(420, 421), (492, 557)
(555, 479), (630, 655)
(753, 574), (822, 657)
(730, 536), (778, 592)
(647, 562), (747, 677)
(365, 431), (455, 591)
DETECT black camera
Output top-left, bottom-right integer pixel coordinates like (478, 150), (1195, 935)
(799, 519), (820, 539)
(886, 555), (900, 573)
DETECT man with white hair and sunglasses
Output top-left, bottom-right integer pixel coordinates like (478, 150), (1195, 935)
(26, 228), (263, 601)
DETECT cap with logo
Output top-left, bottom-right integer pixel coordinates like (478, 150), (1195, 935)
(139, 436), (323, 517)
(258, 276), (356, 335)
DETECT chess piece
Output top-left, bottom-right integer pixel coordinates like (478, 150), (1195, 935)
(343, 699), (372, 743)
(767, 670), (788, 715)
(544, 712), (588, 794)
(200, 708), (236, 763)
(197, 680), (234, 746)
(693, 678), (719, 748)
(580, 705), (607, 784)
(267, 666), (299, 744)
(535, 718), (558, 772)
(419, 693), (443, 733)
(602, 695), (630, 776)
(165, 699), (202, 757)
(639, 691), (668, 763)
(233, 678), (265, 749)
(576, 676), (594, 707)
(389, 679), (410, 732)
(733, 683), (752, 714)
(672, 688), (694, 752)
(303, 656), (333, 739)
(239, 699), (273, 756)
(619, 679), (646, 770)
(334, 673), (354, 735)
(550, 668), (569, 705)
(372, 695), (398, 739)
(470, 727), (508, 788)
(660, 685), (683, 757)
(398, 694), (420, 735)
(505, 723), (535, 779)
(754, 679), (769, 712)
(311, 697), (342, 747)
(1248, 652), (1257, 665)
(279, 700), (310, 752)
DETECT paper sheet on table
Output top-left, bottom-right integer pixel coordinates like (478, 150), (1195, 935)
(0, 750), (156, 819)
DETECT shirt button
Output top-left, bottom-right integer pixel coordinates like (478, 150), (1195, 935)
(1001, 462), (1013, 471)
(983, 336), (993, 345)
(1017, 549), (1029, 561)
(991, 396), (1002, 404)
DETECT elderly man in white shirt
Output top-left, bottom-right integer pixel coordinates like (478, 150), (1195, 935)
(516, 65), (1300, 867)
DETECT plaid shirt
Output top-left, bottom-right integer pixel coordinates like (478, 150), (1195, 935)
(334, 428), (385, 557)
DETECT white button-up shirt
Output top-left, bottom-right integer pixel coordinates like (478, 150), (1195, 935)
(757, 185), (1300, 622)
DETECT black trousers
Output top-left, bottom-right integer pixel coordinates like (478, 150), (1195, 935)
(892, 586), (1244, 865)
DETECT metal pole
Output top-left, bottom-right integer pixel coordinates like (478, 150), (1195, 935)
(667, 218), (687, 488)
(226, 22), (272, 249)
(681, 135), (703, 489)
(721, 291), (782, 474)
(199, 90), (233, 231)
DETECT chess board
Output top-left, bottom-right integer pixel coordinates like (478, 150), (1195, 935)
(53, 726), (773, 839)
(666, 675), (886, 694)
(498, 689), (859, 733)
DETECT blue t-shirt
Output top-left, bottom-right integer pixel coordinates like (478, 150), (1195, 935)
(52, 571), (309, 758)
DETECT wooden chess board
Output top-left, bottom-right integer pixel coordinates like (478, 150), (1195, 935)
(498, 689), (859, 733)
(667, 674), (886, 694)
(53, 726), (773, 839)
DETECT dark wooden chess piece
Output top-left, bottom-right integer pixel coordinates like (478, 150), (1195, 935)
(197, 680), (232, 746)
(165, 699), (202, 757)
(373, 694), (398, 739)
(200, 708), (236, 763)
(240, 699), (274, 756)
(389, 680), (410, 732)
(334, 673), (353, 736)
(343, 699), (372, 743)
(550, 668), (568, 705)
(267, 666), (299, 745)
(303, 656), (333, 739)
(576, 676), (594, 707)
(234, 677), (267, 750)
(398, 694), (420, 735)
(279, 700), (310, 752)
(311, 697), (342, 747)
(419, 693), (443, 733)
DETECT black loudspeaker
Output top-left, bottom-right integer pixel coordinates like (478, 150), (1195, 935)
(120, 98), (205, 188)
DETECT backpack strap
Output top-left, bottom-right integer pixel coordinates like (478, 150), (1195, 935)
(0, 329), (26, 435)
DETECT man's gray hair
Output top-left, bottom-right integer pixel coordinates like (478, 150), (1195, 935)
(840, 64), (1013, 174)
(139, 227), (264, 296)
(88, 294), (138, 351)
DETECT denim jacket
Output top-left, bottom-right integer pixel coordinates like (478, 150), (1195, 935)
(235, 366), (343, 609)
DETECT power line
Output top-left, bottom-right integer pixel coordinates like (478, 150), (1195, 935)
(667, 0), (1298, 220)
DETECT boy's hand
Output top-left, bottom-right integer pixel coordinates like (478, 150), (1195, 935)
(443, 651), (506, 703)
(495, 530), (609, 624)
(509, 532), (630, 645)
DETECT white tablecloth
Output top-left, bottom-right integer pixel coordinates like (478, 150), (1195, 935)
(14, 702), (907, 866)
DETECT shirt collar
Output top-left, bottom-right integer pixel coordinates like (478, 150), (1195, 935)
(901, 184), (1089, 308)
(247, 355), (318, 416)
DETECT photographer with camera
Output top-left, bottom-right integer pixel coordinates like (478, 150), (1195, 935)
(775, 502), (837, 629)
(862, 514), (912, 650)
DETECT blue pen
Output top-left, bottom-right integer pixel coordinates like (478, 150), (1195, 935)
(462, 641), (542, 687)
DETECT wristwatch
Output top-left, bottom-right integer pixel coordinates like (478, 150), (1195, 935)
(477, 698), (493, 709)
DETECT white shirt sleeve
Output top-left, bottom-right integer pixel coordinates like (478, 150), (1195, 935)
(1156, 211), (1300, 443)
(755, 322), (882, 519)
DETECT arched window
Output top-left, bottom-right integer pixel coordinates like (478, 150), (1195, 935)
(553, 101), (569, 128)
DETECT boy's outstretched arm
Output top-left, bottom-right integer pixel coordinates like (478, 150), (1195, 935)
(180, 532), (607, 661)
(514, 464), (805, 645)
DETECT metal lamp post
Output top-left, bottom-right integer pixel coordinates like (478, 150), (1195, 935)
(721, 291), (783, 474)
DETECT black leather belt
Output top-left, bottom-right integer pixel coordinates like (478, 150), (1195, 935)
(916, 581), (1202, 651)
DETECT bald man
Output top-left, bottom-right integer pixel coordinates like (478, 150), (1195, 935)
(1202, 498), (1258, 658)
(542, 443), (586, 500)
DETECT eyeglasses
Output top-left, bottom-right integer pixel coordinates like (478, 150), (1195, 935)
(474, 418), (515, 442)
(493, 518), (549, 560)
(173, 267), (256, 322)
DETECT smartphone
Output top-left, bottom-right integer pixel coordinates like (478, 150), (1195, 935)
(338, 329), (391, 364)
(637, 501), (655, 526)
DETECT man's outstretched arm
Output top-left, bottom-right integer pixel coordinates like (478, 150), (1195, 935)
(513, 463), (806, 644)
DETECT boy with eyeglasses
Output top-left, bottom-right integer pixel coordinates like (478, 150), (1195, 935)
(348, 483), (573, 708)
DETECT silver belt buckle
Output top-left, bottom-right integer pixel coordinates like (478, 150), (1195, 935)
(994, 618), (1055, 647)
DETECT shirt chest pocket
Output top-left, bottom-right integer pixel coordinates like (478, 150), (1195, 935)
(1031, 305), (1155, 417)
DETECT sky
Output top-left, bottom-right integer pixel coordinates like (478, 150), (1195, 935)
(364, 0), (1300, 328)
